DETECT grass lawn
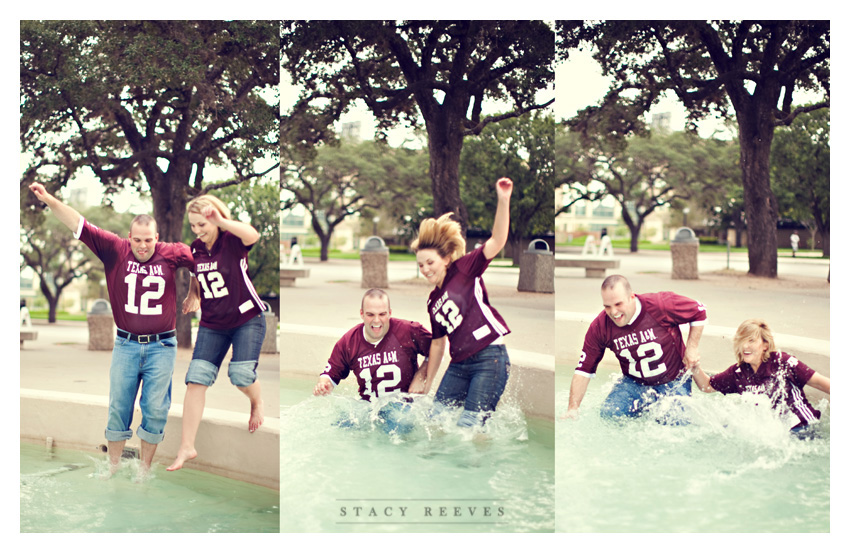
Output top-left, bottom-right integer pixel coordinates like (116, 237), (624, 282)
(27, 310), (88, 322)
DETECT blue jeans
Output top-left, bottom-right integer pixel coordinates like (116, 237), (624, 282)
(434, 344), (510, 427)
(186, 314), (265, 387)
(601, 374), (692, 422)
(106, 333), (178, 444)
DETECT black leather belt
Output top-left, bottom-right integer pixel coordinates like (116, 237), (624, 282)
(117, 329), (176, 344)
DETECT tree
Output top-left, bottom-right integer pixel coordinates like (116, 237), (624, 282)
(771, 107), (829, 256)
(460, 111), (555, 264)
(555, 125), (608, 215)
(282, 140), (430, 260)
(21, 203), (134, 323)
(281, 20), (554, 233)
(563, 21), (829, 276)
(21, 20), (279, 346)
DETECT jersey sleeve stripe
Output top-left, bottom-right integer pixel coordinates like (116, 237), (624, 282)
(473, 277), (508, 336)
(240, 257), (266, 311)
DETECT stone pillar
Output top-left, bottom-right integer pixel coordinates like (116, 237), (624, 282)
(518, 239), (554, 293)
(261, 304), (279, 354)
(360, 236), (389, 289)
(671, 227), (699, 279)
(87, 299), (115, 351)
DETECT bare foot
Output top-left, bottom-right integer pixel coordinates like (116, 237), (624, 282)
(249, 399), (264, 433)
(167, 447), (197, 471)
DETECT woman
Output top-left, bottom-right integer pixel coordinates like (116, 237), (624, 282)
(411, 177), (513, 428)
(168, 194), (267, 471)
(691, 318), (830, 435)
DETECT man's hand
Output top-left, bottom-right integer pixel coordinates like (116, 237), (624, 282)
(407, 371), (427, 395)
(683, 345), (701, 370)
(313, 377), (333, 396)
(29, 182), (50, 203)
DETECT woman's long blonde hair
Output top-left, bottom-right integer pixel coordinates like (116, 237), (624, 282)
(186, 194), (231, 220)
(733, 318), (777, 365)
(410, 212), (466, 262)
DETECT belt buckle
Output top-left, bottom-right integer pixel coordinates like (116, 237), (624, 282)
(138, 334), (151, 344)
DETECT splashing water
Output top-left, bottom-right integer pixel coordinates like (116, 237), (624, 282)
(280, 384), (554, 532)
(556, 372), (829, 532)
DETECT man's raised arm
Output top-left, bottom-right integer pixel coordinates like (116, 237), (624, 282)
(29, 183), (83, 233)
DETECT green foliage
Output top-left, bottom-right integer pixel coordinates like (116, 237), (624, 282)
(563, 21), (830, 275)
(21, 20), (279, 241)
(282, 138), (431, 259)
(182, 179), (280, 297)
(281, 21), (555, 229)
(771, 107), (829, 237)
(460, 112), (555, 241)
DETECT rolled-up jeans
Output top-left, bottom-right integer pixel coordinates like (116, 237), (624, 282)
(434, 344), (510, 427)
(105, 332), (177, 444)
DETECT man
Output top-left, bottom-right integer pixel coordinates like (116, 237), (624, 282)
(313, 289), (435, 401)
(565, 274), (706, 420)
(790, 231), (800, 258)
(29, 183), (194, 474)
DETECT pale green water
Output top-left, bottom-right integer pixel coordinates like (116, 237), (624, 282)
(281, 377), (555, 532)
(20, 442), (279, 532)
(556, 370), (830, 532)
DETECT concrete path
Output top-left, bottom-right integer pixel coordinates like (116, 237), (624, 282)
(20, 320), (280, 418)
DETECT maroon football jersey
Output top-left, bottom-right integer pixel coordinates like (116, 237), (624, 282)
(76, 218), (194, 334)
(709, 351), (820, 428)
(322, 318), (432, 401)
(426, 247), (510, 362)
(191, 231), (265, 330)
(576, 292), (707, 386)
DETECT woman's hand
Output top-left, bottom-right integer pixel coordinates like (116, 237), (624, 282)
(496, 177), (513, 200)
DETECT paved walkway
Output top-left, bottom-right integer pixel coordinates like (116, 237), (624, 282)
(20, 321), (280, 419)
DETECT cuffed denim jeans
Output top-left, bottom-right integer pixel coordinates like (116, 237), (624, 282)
(106, 332), (177, 444)
(185, 314), (265, 388)
(434, 344), (510, 427)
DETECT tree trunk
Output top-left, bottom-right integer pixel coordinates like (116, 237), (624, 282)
(319, 234), (331, 262)
(150, 165), (194, 348)
(424, 105), (468, 232)
(47, 296), (59, 324)
(38, 279), (59, 323)
(310, 216), (331, 262)
(737, 115), (778, 277)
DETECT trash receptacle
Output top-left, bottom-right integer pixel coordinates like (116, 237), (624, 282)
(360, 236), (389, 289)
(87, 299), (114, 351)
(518, 239), (555, 293)
(671, 227), (699, 280)
(261, 301), (278, 354)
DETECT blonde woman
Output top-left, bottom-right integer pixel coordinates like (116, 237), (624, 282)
(411, 177), (513, 427)
(692, 318), (830, 436)
(168, 195), (267, 471)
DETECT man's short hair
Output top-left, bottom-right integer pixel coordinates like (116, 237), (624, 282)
(130, 214), (158, 234)
(361, 288), (390, 311)
(601, 274), (632, 294)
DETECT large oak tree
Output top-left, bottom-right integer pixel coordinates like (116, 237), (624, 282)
(21, 20), (279, 346)
(561, 20), (829, 276)
(281, 20), (554, 233)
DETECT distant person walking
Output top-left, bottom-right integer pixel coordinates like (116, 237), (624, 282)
(790, 231), (800, 258)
